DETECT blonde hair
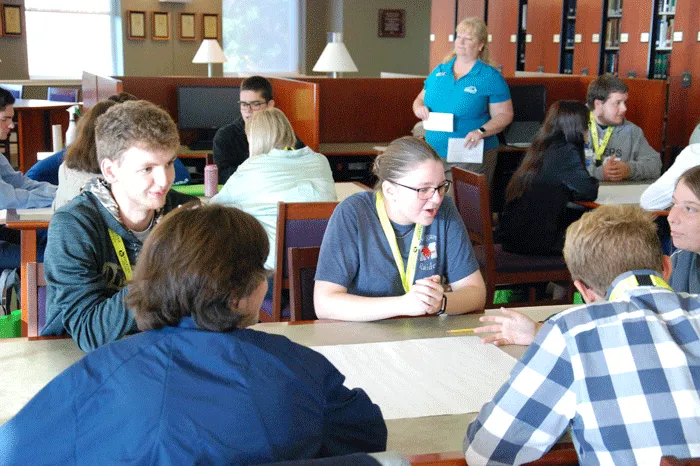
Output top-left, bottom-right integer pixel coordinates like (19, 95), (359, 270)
(372, 136), (443, 191)
(443, 17), (490, 65)
(245, 108), (296, 157)
(563, 205), (662, 296)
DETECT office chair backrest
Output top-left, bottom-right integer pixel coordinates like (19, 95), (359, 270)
(288, 246), (321, 321)
(261, 201), (338, 322)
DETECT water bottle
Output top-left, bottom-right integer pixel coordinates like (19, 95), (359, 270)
(204, 164), (218, 197)
(65, 105), (79, 146)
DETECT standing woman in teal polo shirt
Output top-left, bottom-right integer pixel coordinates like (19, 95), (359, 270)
(413, 17), (513, 186)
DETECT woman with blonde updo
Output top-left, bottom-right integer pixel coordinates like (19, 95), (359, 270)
(314, 136), (486, 321)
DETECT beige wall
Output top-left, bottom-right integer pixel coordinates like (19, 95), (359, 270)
(0, 0), (431, 80)
(121, 0), (223, 77)
(0, 0), (29, 80)
(341, 0), (431, 77)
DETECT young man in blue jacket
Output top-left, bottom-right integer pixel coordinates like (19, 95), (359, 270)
(0, 87), (57, 268)
(41, 100), (197, 351)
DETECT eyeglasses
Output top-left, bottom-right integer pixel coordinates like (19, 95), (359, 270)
(391, 180), (452, 200)
(238, 100), (269, 111)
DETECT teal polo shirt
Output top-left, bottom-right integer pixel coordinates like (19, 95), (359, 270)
(423, 58), (511, 157)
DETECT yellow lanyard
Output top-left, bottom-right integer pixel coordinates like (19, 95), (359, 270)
(589, 112), (614, 161)
(608, 273), (672, 302)
(108, 229), (133, 282)
(375, 192), (424, 293)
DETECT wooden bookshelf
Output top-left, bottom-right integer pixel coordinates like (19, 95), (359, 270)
(617, 0), (653, 78)
(648, 0), (677, 79)
(601, 0), (623, 74)
(560, 0), (577, 74)
(666, 0), (700, 149)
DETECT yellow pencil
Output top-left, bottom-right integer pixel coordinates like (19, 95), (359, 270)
(447, 328), (476, 334)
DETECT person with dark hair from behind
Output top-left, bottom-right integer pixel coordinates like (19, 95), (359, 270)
(586, 74), (661, 181)
(464, 204), (700, 465)
(0, 204), (387, 464)
(0, 86), (56, 268)
(212, 75), (305, 184)
(41, 101), (198, 351)
(496, 100), (598, 255)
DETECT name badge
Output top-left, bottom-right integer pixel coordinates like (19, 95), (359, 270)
(464, 86), (477, 94)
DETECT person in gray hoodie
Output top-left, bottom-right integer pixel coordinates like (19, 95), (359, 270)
(42, 101), (197, 351)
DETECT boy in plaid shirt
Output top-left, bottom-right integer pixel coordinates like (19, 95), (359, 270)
(464, 205), (700, 465)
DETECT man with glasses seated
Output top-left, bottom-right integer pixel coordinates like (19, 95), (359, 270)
(212, 76), (305, 184)
(314, 137), (486, 321)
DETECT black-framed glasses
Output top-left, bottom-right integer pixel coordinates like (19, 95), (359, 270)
(391, 180), (452, 200)
(238, 100), (269, 111)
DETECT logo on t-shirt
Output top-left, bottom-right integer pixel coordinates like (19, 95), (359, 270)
(419, 242), (437, 260)
(464, 86), (477, 94)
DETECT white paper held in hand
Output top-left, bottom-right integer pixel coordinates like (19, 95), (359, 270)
(423, 112), (454, 132)
(447, 138), (483, 163)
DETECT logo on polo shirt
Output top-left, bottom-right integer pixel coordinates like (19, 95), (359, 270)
(464, 86), (477, 94)
(436, 72), (447, 77)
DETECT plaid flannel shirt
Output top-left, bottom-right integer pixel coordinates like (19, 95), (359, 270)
(464, 270), (700, 465)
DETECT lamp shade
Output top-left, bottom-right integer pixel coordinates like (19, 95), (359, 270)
(313, 32), (358, 76)
(192, 39), (228, 64)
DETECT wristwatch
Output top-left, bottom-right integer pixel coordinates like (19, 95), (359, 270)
(477, 127), (486, 135)
(436, 295), (447, 315)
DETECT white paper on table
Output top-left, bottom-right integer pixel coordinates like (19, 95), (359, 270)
(312, 336), (517, 420)
(423, 112), (454, 132)
(447, 138), (484, 163)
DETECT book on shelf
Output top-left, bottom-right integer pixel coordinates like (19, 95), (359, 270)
(606, 18), (621, 47)
(652, 53), (670, 79)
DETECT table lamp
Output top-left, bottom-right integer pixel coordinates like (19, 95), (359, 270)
(192, 39), (228, 78)
(312, 32), (358, 78)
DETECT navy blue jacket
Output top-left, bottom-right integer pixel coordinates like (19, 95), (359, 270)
(0, 318), (387, 464)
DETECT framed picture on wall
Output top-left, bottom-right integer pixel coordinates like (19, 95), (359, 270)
(202, 13), (219, 40)
(127, 10), (146, 40)
(2, 5), (23, 37)
(152, 11), (170, 41)
(378, 9), (405, 38)
(179, 12), (196, 41)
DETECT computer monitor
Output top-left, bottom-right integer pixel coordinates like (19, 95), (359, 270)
(177, 86), (241, 149)
(509, 84), (547, 122)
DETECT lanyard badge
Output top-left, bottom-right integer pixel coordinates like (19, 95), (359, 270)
(608, 273), (672, 302)
(589, 112), (614, 161)
(108, 229), (133, 282)
(375, 192), (424, 293)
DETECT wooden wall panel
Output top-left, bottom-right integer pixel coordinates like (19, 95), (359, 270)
(617, 2), (652, 78)
(302, 78), (425, 143)
(430, 0), (457, 70)
(269, 78), (320, 152)
(116, 76), (317, 150)
(457, 0), (485, 22)
(525, 0), (563, 73)
(487, 0), (519, 76)
(666, 0), (700, 148)
(573, 0), (603, 75)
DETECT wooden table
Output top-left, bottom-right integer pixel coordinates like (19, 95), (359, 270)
(0, 305), (574, 457)
(1, 208), (52, 336)
(13, 99), (72, 172)
(575, 182), (669, 216)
